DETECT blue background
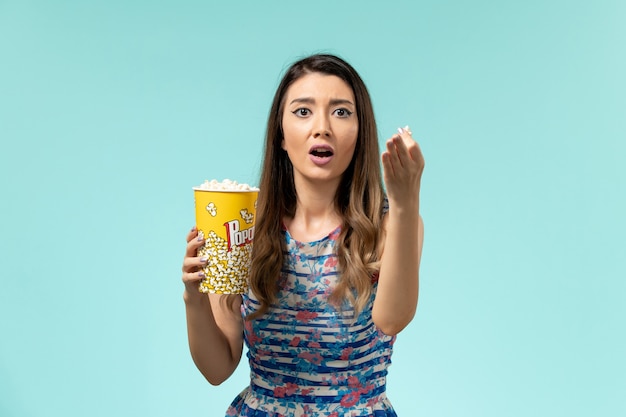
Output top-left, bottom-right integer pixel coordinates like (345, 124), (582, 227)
(1, 1), (624, 416)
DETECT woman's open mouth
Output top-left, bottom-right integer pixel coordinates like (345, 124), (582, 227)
(309, 145), (334, 165)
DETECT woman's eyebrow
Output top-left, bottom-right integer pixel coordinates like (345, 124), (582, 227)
(329, 98), (355, 106)
(289, 97), (315, 105)
(289, 97), (355, 106)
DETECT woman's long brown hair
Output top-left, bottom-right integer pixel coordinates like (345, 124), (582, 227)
(247, 54), (385, 319)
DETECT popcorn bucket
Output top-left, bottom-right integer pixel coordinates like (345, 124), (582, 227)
(193, 186), (258, 294)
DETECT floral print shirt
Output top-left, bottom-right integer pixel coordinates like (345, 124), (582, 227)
(227, 224), (397, 417)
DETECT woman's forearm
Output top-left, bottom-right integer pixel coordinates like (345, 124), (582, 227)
(373, 203), (423, 336)
(184, 291), (243, 385)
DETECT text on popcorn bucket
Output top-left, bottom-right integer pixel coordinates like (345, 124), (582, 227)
(224, 220), (254, 251)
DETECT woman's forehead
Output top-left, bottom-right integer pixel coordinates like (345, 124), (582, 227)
(285, 73), (355, 103)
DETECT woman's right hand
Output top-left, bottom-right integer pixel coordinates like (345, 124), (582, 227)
(181, 226), (208, 300)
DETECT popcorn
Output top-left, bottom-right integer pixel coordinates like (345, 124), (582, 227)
(240, 209), (254, 224)
(198, 231), (252, 294)
(206, 202), (217, 217)
(195, 179), (259, 191)
(193, 178), (259, 294)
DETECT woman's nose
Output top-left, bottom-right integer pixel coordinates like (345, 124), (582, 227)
(312, 114), (331, 138)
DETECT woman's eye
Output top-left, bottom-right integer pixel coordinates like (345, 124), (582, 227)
(333, 108), (353, 118)
(292, 108), (310, 117)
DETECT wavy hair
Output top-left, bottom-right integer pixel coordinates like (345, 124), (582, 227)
(248, 54), (385, 319)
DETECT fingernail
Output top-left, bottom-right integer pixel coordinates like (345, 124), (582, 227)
(197, 271), (205, 278)
(200, 257), (208, 263)
(397, 127), (404, 134)
(191, 226), (197, 232)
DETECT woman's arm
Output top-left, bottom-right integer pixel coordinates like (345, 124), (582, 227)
(182, 227), (244, 385)
(373, 127), (425, 336)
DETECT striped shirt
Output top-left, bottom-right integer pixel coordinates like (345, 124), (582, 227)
(227, 224), (397, 417)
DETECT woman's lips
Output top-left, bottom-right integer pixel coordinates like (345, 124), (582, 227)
(308, 145), (334, 166)
(309, 153), (334, 165)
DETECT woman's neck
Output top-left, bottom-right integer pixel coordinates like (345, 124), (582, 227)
(284, 177), (342, 242)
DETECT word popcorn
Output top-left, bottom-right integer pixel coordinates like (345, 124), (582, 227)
(224, 219), (255, 251)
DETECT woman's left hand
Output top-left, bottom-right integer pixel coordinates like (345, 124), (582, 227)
(381, 126), (425, 205)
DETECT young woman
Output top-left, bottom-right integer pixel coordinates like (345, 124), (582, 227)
(181, 54), (424, 416)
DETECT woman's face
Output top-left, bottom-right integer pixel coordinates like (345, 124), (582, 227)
(281, 72), (358, 189)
